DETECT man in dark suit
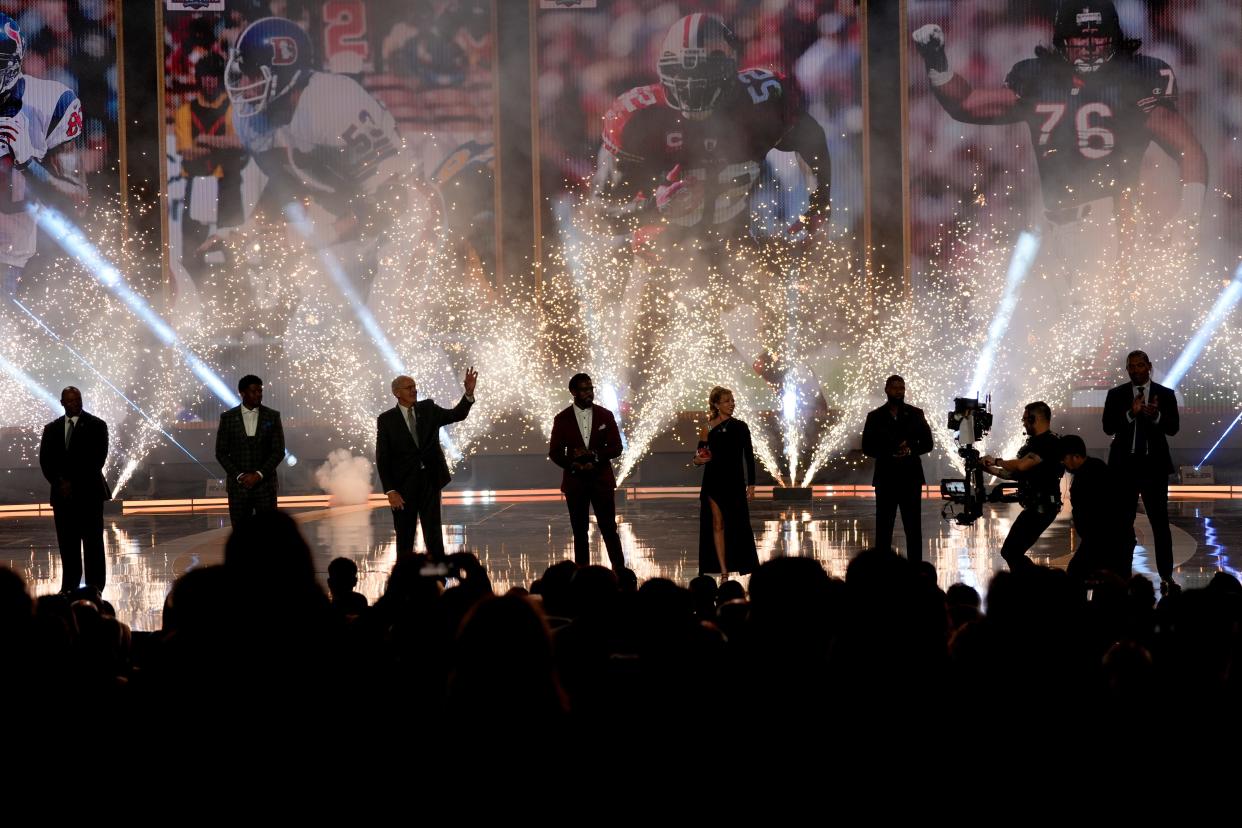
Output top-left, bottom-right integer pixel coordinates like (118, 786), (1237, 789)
(376, 368), (477, 560)
(38, 386), (111, 595)
(861, 375), (934, 562)
(1103, 349), (1180, 594)
(548, 373), (626, 570)
(215, 374), (285, 527)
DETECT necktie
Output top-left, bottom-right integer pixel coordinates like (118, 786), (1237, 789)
(1133, 386), (1146, 455)
(406, 406), (419, 447)
(65, 417), (75, 448)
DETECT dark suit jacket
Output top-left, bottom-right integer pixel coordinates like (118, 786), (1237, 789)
(1102, 380), (1179, 476)
(548, 403), (623, 495)
(861, 402), (934, 486)
(215, 405), (285, 498)
(39, 411), (111, 505)
(376, 396), (473, 493)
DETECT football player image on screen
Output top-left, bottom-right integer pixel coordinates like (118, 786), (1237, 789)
(912, 1), (1206, 247)
(210, 15), (421, 300)
(588, 13), (832, 388)
(591, 13), (831, 247)
(430, 139), (494, 279)
(0, 12), (87, 297)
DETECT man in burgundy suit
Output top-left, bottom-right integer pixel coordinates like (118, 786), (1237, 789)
(549, 373), (626, 569)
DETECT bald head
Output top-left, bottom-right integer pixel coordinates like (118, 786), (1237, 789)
(60, 386), (83, 417)
(391, 375), (417, 407)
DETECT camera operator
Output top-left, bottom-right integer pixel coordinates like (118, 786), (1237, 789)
(980, 401), (1063, 570)
(1060, 435), (1131, 584)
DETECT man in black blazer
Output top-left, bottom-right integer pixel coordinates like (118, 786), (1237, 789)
(548, 373), (626, 569)
(38, 386), (111, 595)
(215, 374), (286, 527)
(1102, 350), (1180, 593)
(376, 368), (477, 560)
(861, 375), (934, 562)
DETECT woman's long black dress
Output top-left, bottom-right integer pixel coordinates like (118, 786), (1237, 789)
(698, 417), (759, 574)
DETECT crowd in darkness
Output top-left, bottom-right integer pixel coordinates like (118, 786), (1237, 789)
(3, 508), (1240, 775)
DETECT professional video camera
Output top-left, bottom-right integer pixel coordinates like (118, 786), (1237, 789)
(939, 396), (1015, 525)
(946, 396), (993, 442)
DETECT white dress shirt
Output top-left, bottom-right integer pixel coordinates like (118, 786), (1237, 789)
(239, 405), (264, 480)
(574, 404), (593, 446)
(241, 405), (260, 437)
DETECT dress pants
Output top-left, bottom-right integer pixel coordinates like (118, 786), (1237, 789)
(228, 488), (278, 527)
(874, 479), (923, 563)
(392, 477), (445, 560)
(565, 487), (626, 569)
(1119, 470), (1172, 581)
(53, 497), (105, 593)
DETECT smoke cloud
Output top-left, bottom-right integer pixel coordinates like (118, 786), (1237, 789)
(315, 449), (375, 505)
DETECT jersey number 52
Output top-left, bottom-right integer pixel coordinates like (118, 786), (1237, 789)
(740, 69), (781, 105)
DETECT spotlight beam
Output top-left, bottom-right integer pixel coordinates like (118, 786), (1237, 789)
(0, 352), (61, 412)
(968, 231), (1040, 396)
(9, 297), (213, 474)
(30, 203), (240, 407)
(1165, 263), (1242, 390)
(283, 203), (403, 373)
(1197, 410), (1242, 470)
(282, 203), (455, 461)
(29, 203), (299, 468)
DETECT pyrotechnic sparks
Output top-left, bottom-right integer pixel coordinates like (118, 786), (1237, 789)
(4, 137), (1240, 507)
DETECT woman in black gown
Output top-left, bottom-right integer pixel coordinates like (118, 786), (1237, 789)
(692, 386), (758, 579)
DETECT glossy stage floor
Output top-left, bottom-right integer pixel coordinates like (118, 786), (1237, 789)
(2, 487), (1239, 631)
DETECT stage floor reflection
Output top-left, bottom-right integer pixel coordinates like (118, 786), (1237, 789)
(1, 494), (1236, 631)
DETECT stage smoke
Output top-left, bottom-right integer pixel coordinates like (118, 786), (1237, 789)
(315, 449), (375, 505)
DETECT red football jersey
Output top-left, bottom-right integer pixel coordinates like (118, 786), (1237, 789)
(599, 68), (803, 237)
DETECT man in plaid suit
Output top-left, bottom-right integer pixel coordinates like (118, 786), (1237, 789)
(215, 374), (285, 526)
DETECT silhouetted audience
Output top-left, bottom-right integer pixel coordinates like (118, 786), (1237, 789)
(327, 557), (369, 619)
(5, 509), (1238, 768)
(946, 582), (982, 630)
(689, 574), (718, 623)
